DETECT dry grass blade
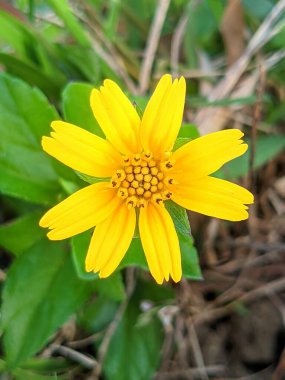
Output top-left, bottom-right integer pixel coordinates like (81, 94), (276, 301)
(171, 12), (189, 76)
(138, 0), (171, 95)
(221, 0), (245, 66)
(75, 0), (137, 94)
(195, 0), (285, 134)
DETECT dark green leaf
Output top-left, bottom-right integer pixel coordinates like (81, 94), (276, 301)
(2, 239), (91, 368)
(59, 45), (100, 82)
(78, 295), (119, 333)
(0, 53), (62, 100)
(93, 273), (126, 301)
(0, 73), (63, 205)
(72, 230), (97, 281)
(0, 210), (44, 256)
(136, 278), (175, 302)
(103, 295), (163, 380)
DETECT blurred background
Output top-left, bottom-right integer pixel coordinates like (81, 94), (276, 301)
(0, 0), (285, 379)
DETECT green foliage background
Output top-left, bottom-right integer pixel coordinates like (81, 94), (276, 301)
(0, 0), (285, 379)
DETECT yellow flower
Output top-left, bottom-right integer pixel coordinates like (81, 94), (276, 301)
(39, 74), (253, 284)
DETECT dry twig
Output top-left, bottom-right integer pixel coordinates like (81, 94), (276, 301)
(187, 319), (209, 380)
(193, 277), (285, 326)
(156, 365), (225, 379)
(50, 344), (97, 369)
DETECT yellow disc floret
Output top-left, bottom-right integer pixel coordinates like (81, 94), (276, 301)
(110, 152), (176, 208)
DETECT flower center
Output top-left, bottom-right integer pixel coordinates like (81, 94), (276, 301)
(110, 152), (175, 209)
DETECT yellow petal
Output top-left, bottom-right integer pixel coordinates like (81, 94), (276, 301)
(42, 121), (121, 177)
(140, 75), (186, 157)
(85, 204), (136, 278)
(172, 176), (254, 221)
(139, 203), (182, 284)
(90, 80), (141, 155)
(171, 129), (247, 179)
(40, 182), (121, 240)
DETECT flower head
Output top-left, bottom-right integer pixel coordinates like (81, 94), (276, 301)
(40, 75), (253, 284)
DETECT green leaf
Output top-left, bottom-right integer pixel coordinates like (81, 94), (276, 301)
(93, 273), (126, 302)
(78, 295), (119, 334)
(102, 295), (163, 380)
(0, 11), (31, 58)
(242, 0), (273, 20)
(0, 10), (65, 84)
(173, 137), (191, 150)
(187, 95), (261, 108)
(20, 357), (71, 373)
(62, 82), (105, 138)
(45, 0), (91, 48)
(136, 278), (175, 302)
(72, 230), (97, 281)
(133, 101), (144, 118)
(165, 200), (190, 236)
(175, 123), (200, 150)
(0, 210), (45, 256)
(2, 239), (91, 368)
(72, 232), (126, 300)
(11, 357), (69, 380)
(166, 202), (202, 280)
(13, 368), (65, 380)
(187, 1), (220, 45)
(74, 171), (104, 185)
(103, 0), (122, 40)
(59, 45), (100, 83)
(0, 53), (62, 100)
(217, 134), (285, 180)
(0, 73), (63, 205)
(178, 123), (200, 139)
(179, 232), (202, 280)
(131, 95), (149, 112)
